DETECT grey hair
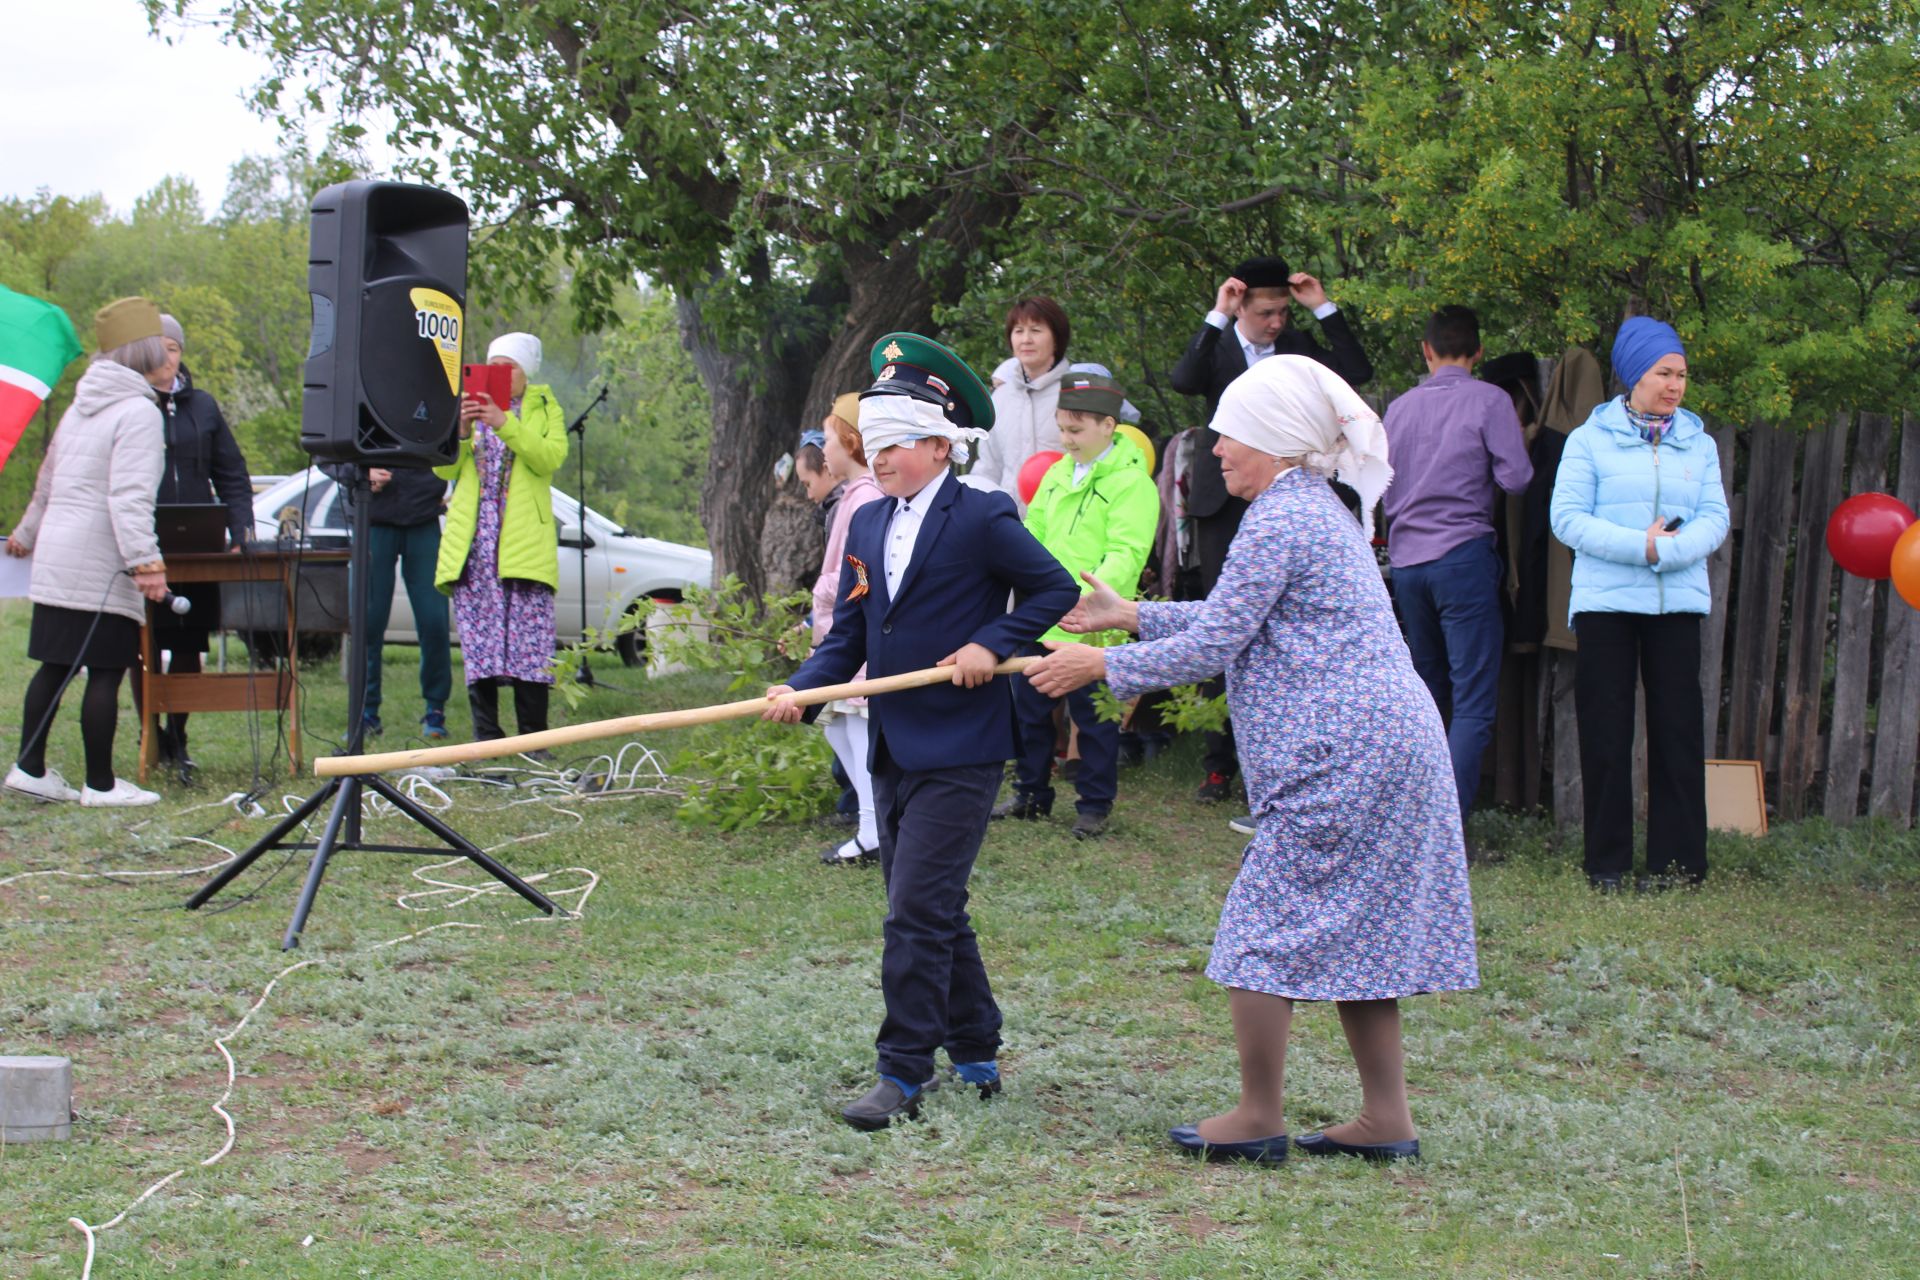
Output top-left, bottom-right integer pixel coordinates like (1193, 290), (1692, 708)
(93, 335), (170, 375)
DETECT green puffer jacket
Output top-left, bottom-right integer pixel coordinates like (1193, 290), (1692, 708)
(434, 383), (567, 592)
(1024, 438), (1161, 645)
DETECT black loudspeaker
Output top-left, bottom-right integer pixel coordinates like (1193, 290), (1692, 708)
(300, 180), (469, 465)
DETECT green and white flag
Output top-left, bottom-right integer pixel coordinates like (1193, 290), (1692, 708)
(0, 285), (82, 477)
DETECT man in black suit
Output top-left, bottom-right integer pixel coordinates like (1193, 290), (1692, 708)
(1168, 256), (1373, 807)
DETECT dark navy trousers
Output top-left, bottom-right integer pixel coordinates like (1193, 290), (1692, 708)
(1391, 535), (1504, 823)
(1011, 662), (1119, 815)
(870, 733), (1003, 1083)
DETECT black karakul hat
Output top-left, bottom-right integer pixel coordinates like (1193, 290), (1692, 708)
(1232, 256), (1292, 289)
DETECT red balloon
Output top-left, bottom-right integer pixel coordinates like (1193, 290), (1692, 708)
(1893, 522), (1920, 609)
(1826, 492), (1917, 580)
(1018, 450), (1064, 505)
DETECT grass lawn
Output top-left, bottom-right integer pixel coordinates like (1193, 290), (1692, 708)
(1, 600), (1916, 1278)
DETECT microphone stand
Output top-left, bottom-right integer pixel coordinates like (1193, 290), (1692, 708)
(566, 385), (611, 686)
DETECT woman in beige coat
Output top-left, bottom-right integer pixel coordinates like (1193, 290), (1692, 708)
(4, 298), (173, 808)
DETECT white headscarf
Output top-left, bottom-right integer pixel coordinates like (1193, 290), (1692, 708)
(859, 393), (990, 466)
(1211, 354), (1392, 539)
(487, 332), (542, 378)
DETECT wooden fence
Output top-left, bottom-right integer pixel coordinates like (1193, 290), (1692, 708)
(1488, 411), (1920, 829)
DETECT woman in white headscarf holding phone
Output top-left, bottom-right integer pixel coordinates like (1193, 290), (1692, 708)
(1027, 355), (1477, 1167)
(436, 332), (567, 743)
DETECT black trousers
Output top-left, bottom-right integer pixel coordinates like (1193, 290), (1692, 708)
(870, 733), (1003, 1083)
(1573, 612), (1709, 881)
(467, 678), (549, 742)
(1194, 501), (1248, 779)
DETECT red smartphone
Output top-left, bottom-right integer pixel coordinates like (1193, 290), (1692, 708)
(462, 362), (513, 409)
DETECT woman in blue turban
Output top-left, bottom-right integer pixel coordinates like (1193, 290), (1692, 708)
(1548, 316), (1730, 892)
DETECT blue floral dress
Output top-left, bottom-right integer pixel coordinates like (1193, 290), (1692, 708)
(451, 416), (556, 686)
(1105, 468), (1478, 1001)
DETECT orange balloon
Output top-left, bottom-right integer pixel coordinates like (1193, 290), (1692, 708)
(1892, 520), (1920, 609)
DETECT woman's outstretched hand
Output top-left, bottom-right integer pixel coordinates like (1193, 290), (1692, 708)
(1058, 571), (1139, 636)
(1025, 641), (1107, 697)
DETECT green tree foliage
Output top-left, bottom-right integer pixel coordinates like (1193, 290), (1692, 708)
(195, 0), (1333, 589)
(1336, 0), (1920, 419)
(0, 151), (713, 538)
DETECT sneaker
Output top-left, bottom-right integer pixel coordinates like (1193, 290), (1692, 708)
(420, 709), (449, 741)
(361, 714), (384, 740)
(1227, 813), (1257, 837)
(5, 764), (79, 803)
(80, 779), (161, 808)
(1194, 772), (1235, 803)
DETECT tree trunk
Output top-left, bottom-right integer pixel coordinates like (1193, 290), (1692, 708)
(683, 186), (1020, 595)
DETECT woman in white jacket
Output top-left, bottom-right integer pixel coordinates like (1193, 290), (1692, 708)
(972, 297), (1142, 509)
(972, 297), (1073, 508)
(4, 297), (172, 808)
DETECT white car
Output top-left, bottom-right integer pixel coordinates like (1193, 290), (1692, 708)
(251, 467), (711, 665)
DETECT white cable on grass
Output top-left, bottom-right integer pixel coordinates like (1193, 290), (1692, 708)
(39, 747), (652, 1277)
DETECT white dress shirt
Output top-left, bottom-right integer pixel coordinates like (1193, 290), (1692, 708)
(884, 468), (950, 597)
(1205, 301), (1341, 368)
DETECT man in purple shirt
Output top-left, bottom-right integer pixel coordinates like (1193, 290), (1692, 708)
(1382, 306), (1533, 828)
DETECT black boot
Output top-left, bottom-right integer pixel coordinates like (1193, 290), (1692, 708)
(512, 680), (550, 736)
(468, 679), (505, 742)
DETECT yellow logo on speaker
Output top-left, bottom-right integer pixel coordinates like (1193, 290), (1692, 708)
(410, 287), (462, 395)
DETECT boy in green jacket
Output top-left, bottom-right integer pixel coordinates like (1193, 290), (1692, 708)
(1000, 370), (1160, 837)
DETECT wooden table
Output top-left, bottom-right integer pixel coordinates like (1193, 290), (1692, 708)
(138, 548), (350, 783)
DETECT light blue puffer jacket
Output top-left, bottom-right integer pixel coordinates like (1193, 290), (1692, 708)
(1549, 396), (1730, 623)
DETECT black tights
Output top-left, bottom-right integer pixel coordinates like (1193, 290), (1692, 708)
(18, 663), (126, 792)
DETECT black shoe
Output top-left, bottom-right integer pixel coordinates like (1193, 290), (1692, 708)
(1635, 872), (1704, 894)
(841, 1076), (938, 1131)
(1117, 737), (1146, 769)
(1588, 873), (1625, 894)
(819, 837), (878, 865)
(991, 793), (1051, 821)
(950, 1064), (1002, 1101)
(1292, 1130), (1420, 1163)
(1071, 810), (1109, 840)
(1169, 1123), (1289, 1165)
(1194, 772), (1235, 803)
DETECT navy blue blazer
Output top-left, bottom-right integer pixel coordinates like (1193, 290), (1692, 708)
(787, 472), (1078, 772)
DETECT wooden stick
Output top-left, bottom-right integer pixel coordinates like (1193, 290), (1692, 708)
(313, 657), (1040, 777)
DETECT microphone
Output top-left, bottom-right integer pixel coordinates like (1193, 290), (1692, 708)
(160, 592), (192, 616)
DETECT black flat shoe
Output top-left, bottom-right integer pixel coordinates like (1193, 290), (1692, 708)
(1169, 1123), (1289, 1165)
(841, 1076), (938, 1131)
(1292, 1130), (1420, 1163)
(1587, 872), (1625, 894)
(819, 838), (878, 865)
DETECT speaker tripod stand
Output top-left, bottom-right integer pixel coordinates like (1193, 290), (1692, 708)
(188, 475), (557, 949)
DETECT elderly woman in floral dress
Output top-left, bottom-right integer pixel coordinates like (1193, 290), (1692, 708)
(1027, 355), (1478, 1165)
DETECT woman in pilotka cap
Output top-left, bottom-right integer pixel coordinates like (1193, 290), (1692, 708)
(1027, 354), (1477, 1166)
